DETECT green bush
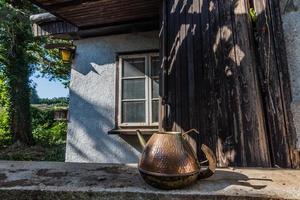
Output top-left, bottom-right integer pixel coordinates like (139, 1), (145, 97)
(0, 105), (67, 148)
(31, 106), (55, 127)
(33, 122), (67, 146)
(0, 107), (11, 147)
(31, 106), (67, 146)
(0, 76), (11, 148)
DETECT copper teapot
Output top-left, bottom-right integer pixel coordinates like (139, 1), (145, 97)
(136, 129), (217, 189)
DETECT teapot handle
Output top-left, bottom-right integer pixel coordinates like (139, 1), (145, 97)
(182, 128), (199, 137)
(198, 144), (217, 179)
(183, 129), (217, 179)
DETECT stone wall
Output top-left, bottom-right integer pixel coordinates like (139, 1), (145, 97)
(66, 31), (159, 163)
(282, 0), (300, 149)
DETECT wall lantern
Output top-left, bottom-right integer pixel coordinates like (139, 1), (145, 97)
(45, 43), (76, 64)
(59, 46), (76, 63)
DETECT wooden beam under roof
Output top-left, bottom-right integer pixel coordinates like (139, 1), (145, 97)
(30, 13), (159, 39)
(30, 0), (161, 29)
(36, 0), (102, 9)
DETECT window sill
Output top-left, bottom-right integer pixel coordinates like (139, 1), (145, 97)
(108, 128), (158, 135)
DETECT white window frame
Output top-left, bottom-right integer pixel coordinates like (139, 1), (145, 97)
(118, 53), (159, 127)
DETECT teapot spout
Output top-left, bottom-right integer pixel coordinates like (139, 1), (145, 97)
(136, 130), (146, 148)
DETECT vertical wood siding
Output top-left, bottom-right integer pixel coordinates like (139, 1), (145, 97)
(160, 0), (299, 168)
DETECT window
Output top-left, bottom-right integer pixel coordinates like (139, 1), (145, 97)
(118, 53), (159, 126)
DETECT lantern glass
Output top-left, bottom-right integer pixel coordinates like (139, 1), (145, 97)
(60, 49), (72, 63)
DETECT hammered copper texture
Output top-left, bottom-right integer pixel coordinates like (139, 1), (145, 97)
(139, 133), (200, 175)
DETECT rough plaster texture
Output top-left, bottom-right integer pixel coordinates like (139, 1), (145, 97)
(0, 161), (300, 200)
(281, 0), (300, 12)
(283, 8), (300, 149)
(294, 0), (300, 9)
(66, 31), (159, 163)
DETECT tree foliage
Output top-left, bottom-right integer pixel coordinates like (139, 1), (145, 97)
(30, 86), (39, 104)
(38, 97), (69, 106)
(0, 0), (71, 85)
(0, 0), (34, 145)
(0, 73), (10, 146)
(29, 38), (71, 87)
(0, 0), (71, 145)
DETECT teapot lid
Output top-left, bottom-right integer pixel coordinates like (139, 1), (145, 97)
(157, 131), (182, 135)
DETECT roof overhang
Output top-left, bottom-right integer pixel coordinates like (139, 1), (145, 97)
(30, 0), (161, 30)
(30, 13), (78, 39)
(30, 12), (159, 39)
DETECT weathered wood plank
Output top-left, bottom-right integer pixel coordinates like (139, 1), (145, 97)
(174, 0), (183, 133)
(207, 0), (221, 165)
(165, 0), (178, 131)
(272, 0), (300, 168)
(159, 0), (167, 132)
(192, 0), (203, 161)
(252, 0), (291, 168)
(257, 0), (299, 168)
(232, 0), (271, 167)
(179, 0), (189, 134)
(187, 0), (195, 131)
(185, 0), (198, 151)
(197, 0), (211, 162)
(215, 0), (238, 167)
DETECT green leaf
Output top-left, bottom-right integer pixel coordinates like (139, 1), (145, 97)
(249, 8), (257, 22)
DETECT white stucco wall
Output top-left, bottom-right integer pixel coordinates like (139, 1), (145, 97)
(283, 2), (300, 149)
(66, 31), (159, 163)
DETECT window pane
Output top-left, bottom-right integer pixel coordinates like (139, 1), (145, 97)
(151, 56), (160, 77)
(152, 78), (159, 98)
(152, 100), (159, 123)
(122, 101), (145, 123)
(123, 58), (145, 77)
(122, 79), (145, 99)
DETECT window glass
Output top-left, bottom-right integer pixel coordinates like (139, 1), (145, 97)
(152, 79), (159, 99)
(122, 101), (146, 123)
(123, 58), (145, 77)
(151, 56), (160, 77)
(152, 100), (159, 123)
(122, 79), (145, 99)
(120, 54), (159, 125)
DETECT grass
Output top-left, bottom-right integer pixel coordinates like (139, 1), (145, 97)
(0, 142), (66, 162)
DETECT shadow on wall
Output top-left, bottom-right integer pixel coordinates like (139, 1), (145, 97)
(66, 31), (159, 163)
(280, 0), (299, 13)
(66, 89), (140, 163)
(71, 38), (116, 75)
(72, 32), (159, 75)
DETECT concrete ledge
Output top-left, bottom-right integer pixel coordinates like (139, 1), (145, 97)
(0, 161), (299, 200)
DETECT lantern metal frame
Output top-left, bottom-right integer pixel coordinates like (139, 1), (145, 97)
(44, 43), (76, 63)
